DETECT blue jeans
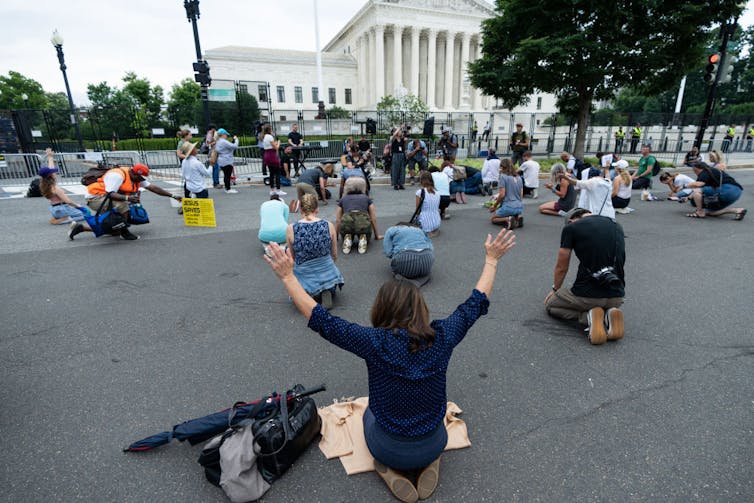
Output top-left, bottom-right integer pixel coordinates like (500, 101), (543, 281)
(363, 407), (446, 471)
(697, 184), (743, 210)
(211, 163), (220, 186)
(50, 204), (86, 223)
(495, 203), (523, 217)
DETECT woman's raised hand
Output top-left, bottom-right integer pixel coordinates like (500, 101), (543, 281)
(264, 242), (295, 280)
(484, 229), (516, 262)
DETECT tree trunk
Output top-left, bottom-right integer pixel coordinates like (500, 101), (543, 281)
(573, 91), (594, 159)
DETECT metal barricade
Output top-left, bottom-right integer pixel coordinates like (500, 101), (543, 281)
(0, 153), (43, 182)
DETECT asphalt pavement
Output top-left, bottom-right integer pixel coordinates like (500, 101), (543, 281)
(1, 172), (752, 502)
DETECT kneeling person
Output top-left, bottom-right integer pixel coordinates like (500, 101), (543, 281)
(86, 164), (181, 240)
(544, 207), (626, 345)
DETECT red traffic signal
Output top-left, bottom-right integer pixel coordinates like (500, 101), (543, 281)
(704, 53), (721, 84)
(708, 53), (721, 64)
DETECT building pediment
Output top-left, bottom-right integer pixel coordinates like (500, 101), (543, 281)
(379, 0), (494, 16)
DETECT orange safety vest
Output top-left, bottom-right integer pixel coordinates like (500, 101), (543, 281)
(88, 167), (140, 196)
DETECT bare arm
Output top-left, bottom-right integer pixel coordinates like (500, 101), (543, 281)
(368, 203), (382, 239)
(474, 229), (517, 296)
(53, 185), (82, 208)
(285, 225), (295, 260)
(545, 247), (572, 304)
(328, 221), (338, 261)
(611, 177), (620, 198)
(264, 243), (316, 320)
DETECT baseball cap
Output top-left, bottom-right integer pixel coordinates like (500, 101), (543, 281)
(611, 159), (629, 169)
(217, 128), (230, 136)
(132, 164), (149, 177)
(441, 126), (451, 133)
(38, 166), (59, 177)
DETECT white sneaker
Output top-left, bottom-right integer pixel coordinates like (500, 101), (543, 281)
(270, 190), (276, 196)
(277, 190), (287, 196)
(357, 234), (368, 254)
(342, 234), (352, 254)
(225, 189), (238, 194)
(615, 207), (630, 214)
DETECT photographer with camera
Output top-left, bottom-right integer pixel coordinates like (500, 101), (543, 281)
(544, 207), (626, 345)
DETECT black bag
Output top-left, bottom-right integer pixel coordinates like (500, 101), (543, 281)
(81, 162), (114, 186)
(26, 177), (43, 197)
(84, 193), (126, 236)
(652, 158), (661, 176)
(198, 384), (323, 490)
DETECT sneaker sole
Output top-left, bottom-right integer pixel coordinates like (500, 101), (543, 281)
(607, 308), (624, 341)
(588, 307), (607, 345)
(417, 457), (441, 500)
(374, 461), (419, 503)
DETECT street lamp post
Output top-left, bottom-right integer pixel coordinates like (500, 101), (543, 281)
(21, 93), (29, 109)
(50, 30), (85, 152)
(184, 0), (211, 131)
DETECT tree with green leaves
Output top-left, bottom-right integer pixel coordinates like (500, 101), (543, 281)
(376, 94), (428, 132)
(327, 106), (351, 119)
(167, 79), (202, 128)
(0, 71), (47, 109)
(469, 0), (745, 157)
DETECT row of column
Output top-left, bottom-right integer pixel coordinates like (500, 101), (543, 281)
(356, 26), (482, 110)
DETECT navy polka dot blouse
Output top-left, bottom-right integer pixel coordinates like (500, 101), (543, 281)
(308, 289), (489, 438)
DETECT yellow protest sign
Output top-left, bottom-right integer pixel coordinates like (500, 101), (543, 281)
(182, 198), (217, 227)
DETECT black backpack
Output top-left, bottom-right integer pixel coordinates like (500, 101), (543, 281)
(572, 158), (588, 178)
(26, 177), (43, 197)
(652, 158), (661, 176)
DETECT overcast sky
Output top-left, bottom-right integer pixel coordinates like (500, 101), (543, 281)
(2, 0), (752, 106)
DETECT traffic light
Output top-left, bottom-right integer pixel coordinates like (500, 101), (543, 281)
(720, 54), (737, 84)
(703, 53), (720, 85)
(193, 61), (211, 86)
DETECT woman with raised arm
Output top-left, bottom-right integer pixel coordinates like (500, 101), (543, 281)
(38, 148), (92, 239)
(264, 229), (516, 503)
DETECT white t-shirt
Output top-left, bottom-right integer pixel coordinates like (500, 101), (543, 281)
(481, 158), (501, 183)
(673, 174), (694, 189)
(431, 171), (450, 196)
(576, 177), (615, 219)
(519, 160), (540, 188)
(263, 133), (275, 150)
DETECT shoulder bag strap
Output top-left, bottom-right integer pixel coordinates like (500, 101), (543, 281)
(597, 178), (611, 216)
(409, 189), (425, 224)
(254, 391), (292, 457)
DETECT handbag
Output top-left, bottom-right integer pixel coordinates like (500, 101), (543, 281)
(83, 194), (127, 237)
(128, 203), (150, 225)
(198, 384), (323, 501)
(409, 189), (425, 225)
(451, 165), (467, 181)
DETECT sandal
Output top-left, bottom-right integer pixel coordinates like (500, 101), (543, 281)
(686, 212), (705, 218)
(735, 209), (747, 221)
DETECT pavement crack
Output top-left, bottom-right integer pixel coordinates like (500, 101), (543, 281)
(520, 350), (753, 438)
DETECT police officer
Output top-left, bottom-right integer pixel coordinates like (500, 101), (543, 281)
(614, 127), (625, 153)
(629, 123), (642, 154)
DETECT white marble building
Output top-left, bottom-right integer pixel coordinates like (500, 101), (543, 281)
(205, 0), (556, 115)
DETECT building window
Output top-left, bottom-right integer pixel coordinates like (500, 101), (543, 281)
(258, 84), (268, 103)
(328, 87), (336, 104)
(536, 97), (542, 110)
(312, 87), (319, 103)
(277, 86), (285, 103)
(238, 84), (248, 94)
(294, 86), (303, 104)
(345, 88), (352, 105)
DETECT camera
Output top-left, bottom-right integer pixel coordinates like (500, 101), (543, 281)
(591, 266), (621, 287)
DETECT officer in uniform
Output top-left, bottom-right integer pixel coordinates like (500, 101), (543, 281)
(629, 123), (642, 154)
(614, 127), (625, 153)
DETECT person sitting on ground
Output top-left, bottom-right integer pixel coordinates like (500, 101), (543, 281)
(358, 134), (373, 168)
(335, 176), (382, 255)
(659, 171), (695, 201)
(263, 229), (515, 503)
(544, 207), (625, 345)
(259, 193), (289, 252)
(85, 163), (181, 241)
(462, 165), (485, 196)
(39, 149), (92, 239)
(518, 151), (540, 198)
(539, 163), (576, 217)
(297, 163), (334, 206)
(285, 193), (344, 308)
(383, 222), (436, 284)
(685, 161), (746, 220)
(339, 144), (369, 199)
(490, 158), (524, 229)
(414, 171), (442, 237)
(631, 145), (655, 190)
(611, 160), (633, 214)
(707, 150), (727, 171)
(180, 141), (211, 199)
(569, 167), (615, 219)
(481, 148), (501, 196)
(443, 159), (468, 204)
(428, 165), (451, 221)
(683, 146), (701, 168)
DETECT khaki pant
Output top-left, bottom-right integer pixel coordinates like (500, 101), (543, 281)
(296, 182), (318, 200)
(546, 288), (623, 325)
(87, 195), (129, 215)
